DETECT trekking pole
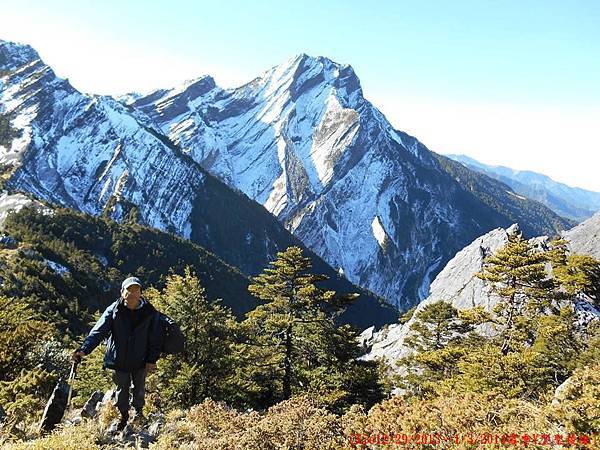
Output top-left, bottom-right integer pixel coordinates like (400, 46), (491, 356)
(38, 360), (79, 434)
(66, 361), (78, 409)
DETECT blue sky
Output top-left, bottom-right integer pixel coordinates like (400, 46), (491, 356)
(3, 0), (600, 190)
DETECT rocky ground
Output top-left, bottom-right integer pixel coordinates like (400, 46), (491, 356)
(47, 389), (165, 449)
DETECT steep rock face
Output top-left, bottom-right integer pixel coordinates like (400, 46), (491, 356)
(361, 226), (509, 364)
(361, 217), (600, 367)
(133, 54), (570, 309)
(563, 211), (600, 259)
(0, 40), (397, 329)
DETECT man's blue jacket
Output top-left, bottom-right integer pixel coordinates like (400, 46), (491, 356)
(79, 298), (162, 371)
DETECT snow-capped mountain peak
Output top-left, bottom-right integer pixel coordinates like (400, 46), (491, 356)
(123, 50), (571, 309)
(2, 39), (572, 312)
(129, 53), (506, 308)
(0, 40), (41, 71)
(253, 54), (362, 107)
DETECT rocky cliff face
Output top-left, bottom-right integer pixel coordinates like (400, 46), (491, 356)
(563, 211), (600, 259)
(360, 225), (509, 364)
(131, 54), (570, 310)
(361, 217), (600, 367)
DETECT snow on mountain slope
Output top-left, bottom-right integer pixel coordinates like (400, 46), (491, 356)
(0, 40), (398, 329)
(133, 54), (568, 309)
(1, 41), (202, 236)
(0, 192), (43, 227)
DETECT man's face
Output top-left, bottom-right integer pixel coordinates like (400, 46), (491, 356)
(122, 284), (142, 310)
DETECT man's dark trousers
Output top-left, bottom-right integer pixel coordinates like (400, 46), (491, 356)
(112, 368), (146, 417)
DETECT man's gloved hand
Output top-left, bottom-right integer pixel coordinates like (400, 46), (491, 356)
(145, 362), (156, 374)
(72, 350), (86, 364)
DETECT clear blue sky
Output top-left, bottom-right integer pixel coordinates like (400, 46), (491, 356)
(3, 0), (600, 190)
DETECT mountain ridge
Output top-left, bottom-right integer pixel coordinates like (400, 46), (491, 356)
(129, 50), (572, 309)
(1, 39), (572, 312)
(0, 39), (397, 329)
(447, 153), (600, 221)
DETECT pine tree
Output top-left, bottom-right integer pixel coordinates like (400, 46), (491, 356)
(451, 342), (551, 399)
(239, 246), (383, 411)
(0, 296), (61, 437)
(579, 321), (600, 367)
(531, 305), (582, 385)
(404, 301), (473, 352)
(450, 235), (588, 400)
(0, 296), (55, 382)
(548, 238), (600, 305)
(476, 232), (555, 354)
(397, 301), (478, 397)
(145, 268), (240, 408)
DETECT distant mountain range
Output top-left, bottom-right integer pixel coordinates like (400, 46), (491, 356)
(447, 154), (600, 222)
(0, 39), (573, 315)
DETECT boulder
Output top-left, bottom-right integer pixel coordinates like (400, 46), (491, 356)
(81, 390), (104, 418)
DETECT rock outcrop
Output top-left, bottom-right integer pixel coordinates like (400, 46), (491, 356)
(362, 216), (600, 368)
(563, 211), (600, 259)
(361, 225), (510, 364)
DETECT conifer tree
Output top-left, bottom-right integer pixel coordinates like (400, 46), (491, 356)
(397, 301), (477, 397)
(476, 231), (554, 354)
(0, 296), (61, 436)
(240, 246), (383, 411)
(145, 268), (240, 408)
(580, 321), (600, 366)
(548, 238), (600, 305)
(451, 234), (587, 399)
(532, 305), (582, 384)
(0, 296), (55, 382)
(404, 301), (473, 352)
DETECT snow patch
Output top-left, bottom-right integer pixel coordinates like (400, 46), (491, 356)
(44, 259), (70, 275)
(0, 192), (35, 228)
(372, 216), (388, 248)
(0, 106), (37, 164)
(506, 190), (527, 200)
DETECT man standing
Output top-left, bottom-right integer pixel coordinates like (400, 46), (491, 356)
(72, 276), (161, 431)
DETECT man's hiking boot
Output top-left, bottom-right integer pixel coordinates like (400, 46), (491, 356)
(108, 414), (128, 433)
(132, 408), (146, 426)
(117, 414), (128, 431)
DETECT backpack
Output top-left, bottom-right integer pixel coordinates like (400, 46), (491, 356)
(158, 312), (186, 354)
